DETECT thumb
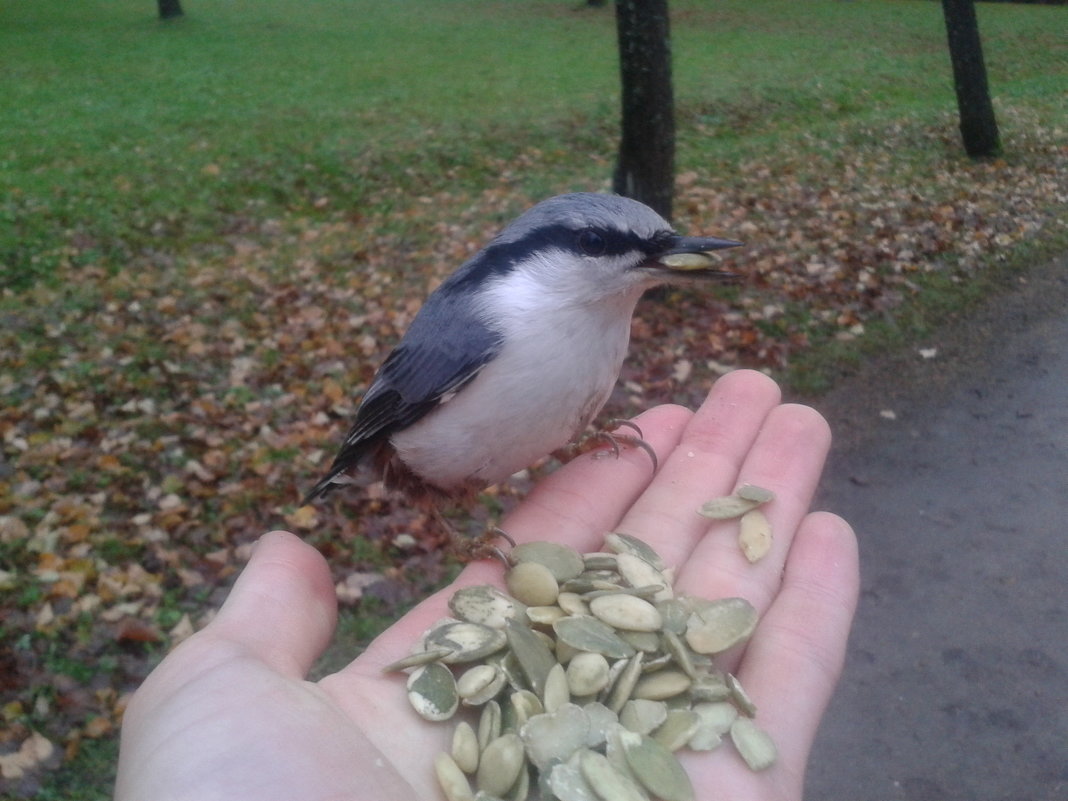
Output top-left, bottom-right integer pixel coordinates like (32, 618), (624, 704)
(206, 530), (338, 678)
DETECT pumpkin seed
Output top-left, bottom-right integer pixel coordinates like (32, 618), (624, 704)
(660, 631), (697, 679)
(457, 663), (507, 706)
(614, 553), (673, 601)
(655, 599), (690, 635)
(687, 700), (730, 751)
(606, 651), (645, 713)
(428, 621), (508, 664)
(686, 726), (722, 751)
(476, 733), (526, 797)
(727, 672), (758, 717)
(555, 638), (581, 665)
(683, 597), (758, 654)
(508, 689), (543, 729)
(519, 702), (590, 770)
(738, 508), (773, 563)
(589, 594), (663, 632)
(566, 652), (611, 696)
(525, 605), (567, 626)
(604, 532), (665, 570)
(561, 577), (623, 594)
(692, 701), (738, 734)
(478, 700), (502, 752)
(736, 484), (776, 503)
(547, 760), (599, 801)
(553, 616), (636, 659)
(435, 752), (475, 801)
(494, 649), (528, 694)
(632, 670), (692, 701)
(505, 762), (529, 801)
(407, 662), (459, 721)
(729, 717), (777, 771)
(620, 630), (662, 653)
(532, 629), (555, 650)
(542, 662), (570, 712)
(603, 724), (642, 784)
(660, 251), (717, 270)
(556, 591), (589, 617)
(619, 699), (668, 735)
(581, 702), (619, 749)
(449, 585), (521, 629)
(511, 541), (585, 582)
(382, 645), (454, 673)
(618, 729), (695, 801)
(583, 586), (665, 604)
(452, 720), (480, 774)
(639, 651), (674, 672)
(697, 494), (761, 520)
(506, 561), (560, 607)
(582, 553), (619, 572)
(579, 749), (651, 801)
(689, 672), (731, 702)
(651, 709), (700, 751)
(505, 619), (557, 697)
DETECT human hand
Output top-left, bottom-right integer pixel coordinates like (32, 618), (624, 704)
(114, 370), (858, 801)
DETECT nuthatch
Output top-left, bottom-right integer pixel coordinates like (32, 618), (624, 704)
(304, 193), (739, 530)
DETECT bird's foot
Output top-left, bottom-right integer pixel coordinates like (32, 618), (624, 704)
(425, 504), (513, 566)
(441, 519), (513, 567)
(588, 418), (659, 473)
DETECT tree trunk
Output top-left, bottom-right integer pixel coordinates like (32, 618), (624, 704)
(613, 0), (676, 221)
(158, 0), (184, 20)
(941, 0), (1001, 157)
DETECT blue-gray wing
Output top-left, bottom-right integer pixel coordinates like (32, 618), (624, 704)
(303, 290), (503, 501)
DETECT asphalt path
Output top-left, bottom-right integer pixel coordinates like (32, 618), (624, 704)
(801, 255), (1067, 800)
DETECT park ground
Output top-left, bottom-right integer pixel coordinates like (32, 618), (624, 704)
(0, 1), (1066, 797)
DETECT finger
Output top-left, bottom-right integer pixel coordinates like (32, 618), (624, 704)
(676, 403), (833, 612)
(497, 403), (693, 551)
(742, 512), (859, 727)
(206, 530), (338, 678)
(713, 512), (859, 798)
(616, 369), (783, 569)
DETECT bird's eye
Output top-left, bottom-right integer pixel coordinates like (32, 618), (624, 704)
(577, 229), (607, 256)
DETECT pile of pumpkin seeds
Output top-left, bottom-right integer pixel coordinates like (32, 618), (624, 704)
(386, 529), (779, 801)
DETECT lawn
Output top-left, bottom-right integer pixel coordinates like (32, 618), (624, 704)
(0, 0), (1065, 797)
(3, 0), (1063, 290)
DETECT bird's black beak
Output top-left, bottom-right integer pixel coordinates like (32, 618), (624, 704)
(648, 234), (742, 280)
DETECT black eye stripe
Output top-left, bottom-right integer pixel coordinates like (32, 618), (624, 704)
(484, 224), (661, 264)
(572, 226), (662, 258)
(440, 223), (673, 293)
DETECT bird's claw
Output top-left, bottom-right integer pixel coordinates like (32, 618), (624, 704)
(441, 522), (514, 568)
(591, 419), (659, 473)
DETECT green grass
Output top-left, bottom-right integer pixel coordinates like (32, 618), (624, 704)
(3, 0), (1065, 288)
(29, 738), (118, 801)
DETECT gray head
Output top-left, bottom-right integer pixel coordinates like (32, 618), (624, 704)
(496, 192), (674, 247)
(443, 193), (740, 306)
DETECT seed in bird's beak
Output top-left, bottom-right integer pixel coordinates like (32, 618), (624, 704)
(657, 252), (722, 270)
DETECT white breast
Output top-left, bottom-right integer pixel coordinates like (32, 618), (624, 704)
(390, 271), (645, 492)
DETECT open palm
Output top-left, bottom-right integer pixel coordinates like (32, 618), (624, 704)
(115, 370), (858, 801)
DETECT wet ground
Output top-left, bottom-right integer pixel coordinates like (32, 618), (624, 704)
(801, 255), (1068, 800)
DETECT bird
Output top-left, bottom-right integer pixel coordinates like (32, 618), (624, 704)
(303, 192), (740, 550)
